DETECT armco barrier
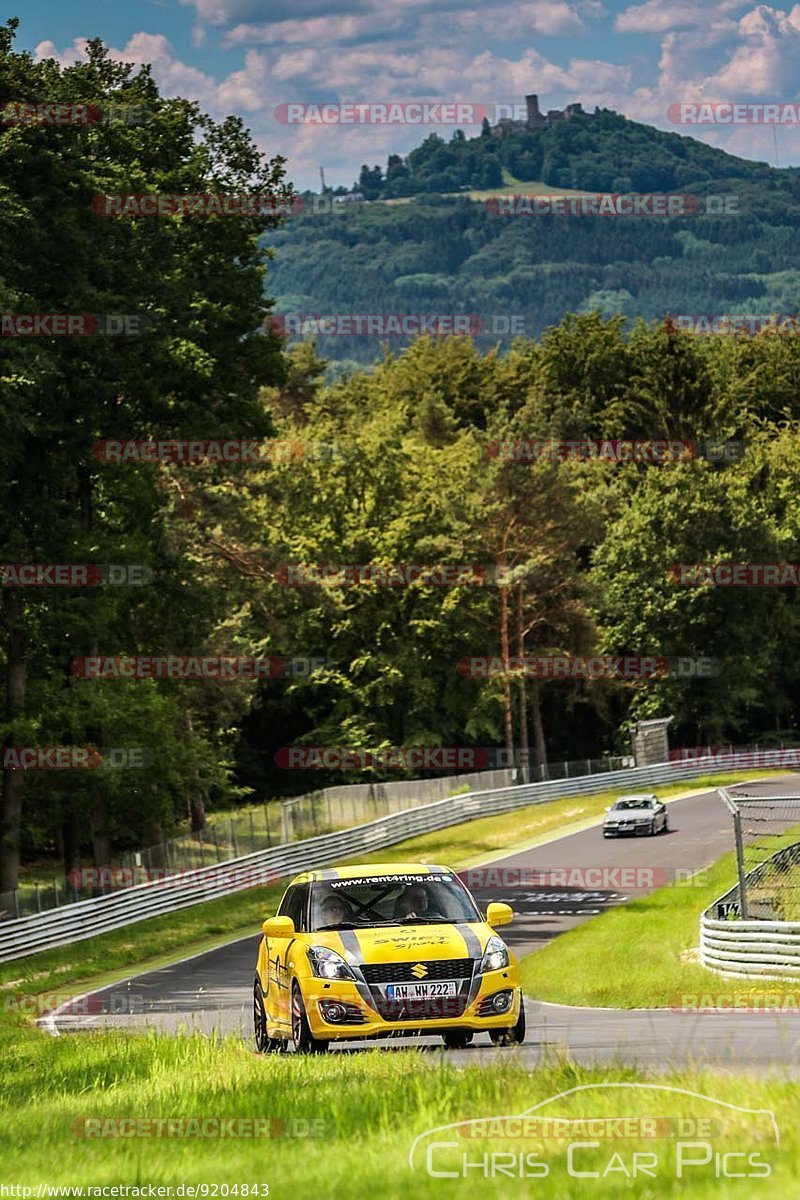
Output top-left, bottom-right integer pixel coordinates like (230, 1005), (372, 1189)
(701, 841), (800, 981)
(0, 752), (774, 963)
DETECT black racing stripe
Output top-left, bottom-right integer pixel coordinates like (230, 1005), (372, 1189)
(337, 929), (361, 959)
(336, 929), (377, 1013)
(455, 922), (482, 958)
(455, 922), (484, 1006)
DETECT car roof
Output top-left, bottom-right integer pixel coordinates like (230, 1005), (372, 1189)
(287, 862), (454, 886)
(615, 793), (657, 802)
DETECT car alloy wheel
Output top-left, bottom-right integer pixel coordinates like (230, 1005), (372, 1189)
(253, 979), (283, 1053)
(489, 995), (526, 1046)
(291, 981), (329, 1053)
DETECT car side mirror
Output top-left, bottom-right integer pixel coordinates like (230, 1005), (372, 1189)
(486, 901), (513, 928)
(605, 806), (612, 812)
(262, 915), (295, 938)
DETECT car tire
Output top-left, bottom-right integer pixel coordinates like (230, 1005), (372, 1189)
(291, 981), (328, 1054)
(662, 815), (670, 833)
(442, 1031), (473, 1050)
(489, 995), (526, 1046)
(253, 979), (283, 1053)
(648, 820), (656, 836)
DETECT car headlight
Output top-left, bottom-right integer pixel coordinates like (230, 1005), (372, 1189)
(307, 946), (357, 981)
(479, 935), (509, 974)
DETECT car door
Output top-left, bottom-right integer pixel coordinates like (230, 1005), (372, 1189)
(267, 884), (308, 1027)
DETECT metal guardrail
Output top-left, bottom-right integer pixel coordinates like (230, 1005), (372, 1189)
(0, 752), (768, 963)
(701, 838), (800, 981)
(3, 758), (636, 920)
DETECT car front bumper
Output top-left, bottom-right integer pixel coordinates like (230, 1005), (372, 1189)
(301, 970), (522, 1040)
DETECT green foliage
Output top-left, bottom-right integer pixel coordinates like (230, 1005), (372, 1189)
(0, 22), (290, 882)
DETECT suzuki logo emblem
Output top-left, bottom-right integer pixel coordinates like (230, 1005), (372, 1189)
(411, 963), (428, 978)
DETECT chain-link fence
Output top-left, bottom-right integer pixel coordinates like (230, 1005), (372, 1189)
(0, 753), (632, 922)
(719, 787), (800, 920)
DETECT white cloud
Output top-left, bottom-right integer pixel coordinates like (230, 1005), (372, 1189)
(441, 3), (584, 39)
(709, 3), (800, 95)
(35, 37), (91, 67)
(616, 0), (745, 34)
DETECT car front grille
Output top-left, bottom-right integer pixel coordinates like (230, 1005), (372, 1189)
(361, 958), (474, 984)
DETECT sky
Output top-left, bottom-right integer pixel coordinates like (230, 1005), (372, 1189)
(11, 0), (800, 189)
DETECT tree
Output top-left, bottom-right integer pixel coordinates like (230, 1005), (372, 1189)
(0, 22), (291, 888)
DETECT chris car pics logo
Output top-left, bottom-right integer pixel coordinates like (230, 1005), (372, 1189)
(408, 1084), (778, 1181)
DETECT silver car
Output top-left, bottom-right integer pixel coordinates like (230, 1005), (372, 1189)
(603, 793), (669, 837)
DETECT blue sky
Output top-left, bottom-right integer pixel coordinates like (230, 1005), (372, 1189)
(12, 1), (800, 188)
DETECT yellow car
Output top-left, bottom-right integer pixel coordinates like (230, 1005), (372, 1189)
(253, 862), (524, 1052)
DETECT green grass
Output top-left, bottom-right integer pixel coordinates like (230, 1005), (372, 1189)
(0, 1028), (795, 1198)
(517, 829), (800, 1008)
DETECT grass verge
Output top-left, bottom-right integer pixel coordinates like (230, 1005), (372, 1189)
(0, 1031), (795, 1198)
(518, 837), (800, 1009)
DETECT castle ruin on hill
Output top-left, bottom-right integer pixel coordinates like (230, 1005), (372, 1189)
(492, 94), (585, 136)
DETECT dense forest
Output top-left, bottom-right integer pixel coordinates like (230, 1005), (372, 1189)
(2, 23), (800, 887)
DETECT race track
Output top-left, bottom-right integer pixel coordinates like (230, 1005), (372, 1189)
(47, 776), (800, 1073)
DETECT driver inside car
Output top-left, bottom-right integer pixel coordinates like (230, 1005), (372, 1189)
(317, 893), (350, 927)
(394, 882), (441, 920)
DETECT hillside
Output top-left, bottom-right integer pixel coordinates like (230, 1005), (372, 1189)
(266, 109), (800, 367)
(352, 107), (794, 199)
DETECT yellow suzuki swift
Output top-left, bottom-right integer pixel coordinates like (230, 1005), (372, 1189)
(253, 862), (524, 1052)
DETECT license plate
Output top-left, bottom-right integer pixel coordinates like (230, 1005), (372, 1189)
(385, 981), (458, 1000)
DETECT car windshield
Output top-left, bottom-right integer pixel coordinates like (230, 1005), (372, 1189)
(309, 873), (480, 930)
(614, 798), (653, 810)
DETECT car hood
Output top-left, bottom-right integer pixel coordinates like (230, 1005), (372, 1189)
(605, 807), (652, 819)
(308, 922), (489, 965)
